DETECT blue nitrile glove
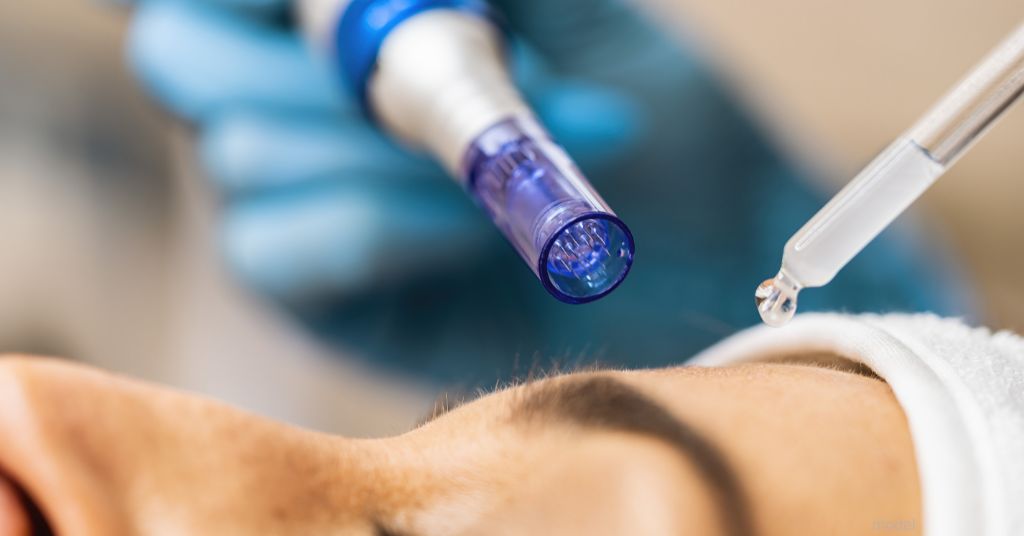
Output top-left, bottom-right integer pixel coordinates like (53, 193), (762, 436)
(127, 0), (972, 383)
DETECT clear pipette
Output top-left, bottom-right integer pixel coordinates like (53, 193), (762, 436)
(757, 21), (1024, 326)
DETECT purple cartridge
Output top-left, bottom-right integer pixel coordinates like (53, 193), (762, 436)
(463, 117), (634, 304)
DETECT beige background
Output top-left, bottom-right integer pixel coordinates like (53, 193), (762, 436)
(1, 0), (1022, 434)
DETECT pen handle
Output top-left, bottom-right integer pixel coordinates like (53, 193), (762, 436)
(909, 21), (1024, 166)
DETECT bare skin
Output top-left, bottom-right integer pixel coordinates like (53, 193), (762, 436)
(0, 355), (920, 535)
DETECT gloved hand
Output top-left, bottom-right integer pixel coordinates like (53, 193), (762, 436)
(127, 0), (970, 382)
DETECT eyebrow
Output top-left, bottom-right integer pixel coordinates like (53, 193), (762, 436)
(513, 376), (755, 536)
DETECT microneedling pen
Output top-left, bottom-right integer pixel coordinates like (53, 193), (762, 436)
(299, 0), (635, 304)
(756, 21), (1024, 327)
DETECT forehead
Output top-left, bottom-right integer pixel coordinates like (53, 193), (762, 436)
(388, 363), (897, 536)
(399, 371), (758, 536)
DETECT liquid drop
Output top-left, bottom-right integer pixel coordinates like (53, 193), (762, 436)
(755, 272), (801, 327)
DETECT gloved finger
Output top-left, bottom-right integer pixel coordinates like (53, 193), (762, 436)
(222, 177), (490, 301)
(529, 81), (642, 169)
(128, 0), (349, 121)
(201, 111), (437, 195)
(492, 0), (697, 90)
(512, 41), (642, 169)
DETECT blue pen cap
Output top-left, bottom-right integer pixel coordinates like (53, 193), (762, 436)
(464, 118), (635, 304)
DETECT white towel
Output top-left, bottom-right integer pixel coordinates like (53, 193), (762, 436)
(692, 314), (1024, 536)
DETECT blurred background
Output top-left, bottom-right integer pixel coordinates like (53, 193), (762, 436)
(0, 0), (1022, 436)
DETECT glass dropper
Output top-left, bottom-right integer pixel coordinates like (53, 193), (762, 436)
(757, 21), (1024, 327)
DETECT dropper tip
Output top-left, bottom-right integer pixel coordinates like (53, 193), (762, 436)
(755, 273), (800, 327)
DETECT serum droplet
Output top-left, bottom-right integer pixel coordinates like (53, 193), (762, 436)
(755, 272), (801, 327)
